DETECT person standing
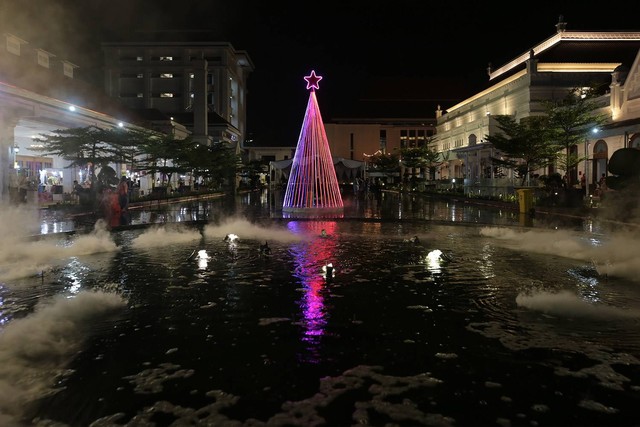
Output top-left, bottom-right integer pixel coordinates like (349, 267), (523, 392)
(598, 173), (606, 187)
(73, 180), (84, 204)
(117, 176), (130, 225)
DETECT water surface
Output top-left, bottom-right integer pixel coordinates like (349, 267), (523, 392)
(1, 192), (639, 426)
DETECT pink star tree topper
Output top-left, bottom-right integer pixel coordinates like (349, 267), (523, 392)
(304, 70), (322, 91)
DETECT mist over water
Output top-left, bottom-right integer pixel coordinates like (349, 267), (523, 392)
(0, 291), (126, 424)
(0, 206), (118, 282)
(479, 226), (640, 281)
(516, 289), (640, 319)
(203, 218), (307, 243)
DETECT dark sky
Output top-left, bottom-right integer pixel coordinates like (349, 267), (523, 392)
(2, 0), (638, 144)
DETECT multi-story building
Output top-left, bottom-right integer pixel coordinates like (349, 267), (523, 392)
(102, 38), (254, 147)
(435, 17), (640, 196)
(323, 117), (436, 184)
(0, 33), (140, 199)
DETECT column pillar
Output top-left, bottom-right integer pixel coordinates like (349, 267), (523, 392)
(0, 110), (20, 202)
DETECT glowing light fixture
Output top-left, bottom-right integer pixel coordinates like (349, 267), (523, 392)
(197, 249), (209, 269)
(425, 249), (444, 272)
(322, 263), (335, 279)
(304, 70), (322, 90)
(224, 233), (239, 242)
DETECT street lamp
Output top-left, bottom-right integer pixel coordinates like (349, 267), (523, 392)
(584, 140), (589, 199)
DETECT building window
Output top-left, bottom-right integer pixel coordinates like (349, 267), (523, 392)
(137, 73), (143, 78)
(400, 130), (408, 148)
(137, 93), (143, 98)
(160, 93), (174, 98)
(159, 56), (173, 61)
(62, 62), (75, 78)
(136, 56), (143, 61)
(36, 50), (51, 68)
(379, 129), (387, 151)
(160, 73), (174, 78)
(6, 36), (22, 55)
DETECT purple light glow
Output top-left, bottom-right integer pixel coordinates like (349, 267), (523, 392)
(303, 70), (322, 91)
(283, 73), (343, 213)
(287, 221), (339, 362)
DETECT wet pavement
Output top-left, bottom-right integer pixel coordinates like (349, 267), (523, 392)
(35, 189), (640, 238)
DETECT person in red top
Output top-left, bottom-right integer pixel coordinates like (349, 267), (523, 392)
(117, 176), (130, 225)
(110, 190), (122, 227)
(98, 188), (121, 228)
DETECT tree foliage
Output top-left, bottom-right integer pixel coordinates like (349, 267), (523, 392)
(400, 138), (441, 179)
(367, 150), (400, 173)
(32, 126), (116, 190)
(485, 115), (559, 186)
(32, 125), (241, 193)
(186, 141), (241, 189)
(544, 86), (609, 184)
(485, 86), (609, 187)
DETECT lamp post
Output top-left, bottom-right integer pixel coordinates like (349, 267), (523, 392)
(585, 140), (590, 200)
(585, 128), (599, 201)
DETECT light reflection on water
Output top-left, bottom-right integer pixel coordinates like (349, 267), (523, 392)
(1, 193), (639, 426)
(287, 221), (339, 363)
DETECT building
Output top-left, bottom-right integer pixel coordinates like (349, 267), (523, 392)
(102, 37), (254, 148)
(0, 33), (142, 201)
(435, 17), (640, 197)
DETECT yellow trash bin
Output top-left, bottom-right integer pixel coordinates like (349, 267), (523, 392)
(516, 188), (534, 214)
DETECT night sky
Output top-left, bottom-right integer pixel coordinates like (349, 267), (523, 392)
(2, 0), (638, 144)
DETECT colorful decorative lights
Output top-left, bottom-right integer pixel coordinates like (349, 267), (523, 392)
(282, 72), (343, 213)
(303, 70), (322, 91)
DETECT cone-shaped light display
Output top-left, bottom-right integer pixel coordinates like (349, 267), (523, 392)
(282, 71), (343, 213)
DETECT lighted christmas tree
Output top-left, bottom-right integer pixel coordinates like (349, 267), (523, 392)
(282, 70), (344, 214)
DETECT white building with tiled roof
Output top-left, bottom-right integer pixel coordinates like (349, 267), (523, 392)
(435, 17), (640, 197)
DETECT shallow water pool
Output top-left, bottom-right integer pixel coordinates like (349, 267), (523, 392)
(1, 210), (639, 426)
